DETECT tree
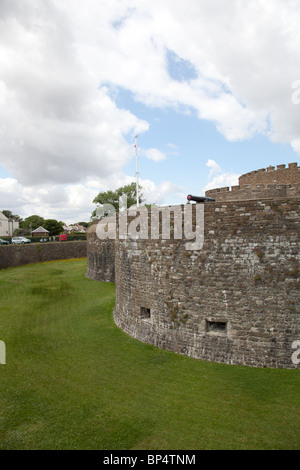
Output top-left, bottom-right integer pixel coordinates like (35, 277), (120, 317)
(1, 210), (23, 223)
(43, 219), (64, 236)
(91, 182), (143, 219)
(21, 215), (45, 231)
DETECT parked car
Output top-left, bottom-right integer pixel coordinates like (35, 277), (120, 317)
(40, 237), (48, 242)
(12, 237), (31, 244)
(0, 238), (10, 245)
(59, 234), (67, 242)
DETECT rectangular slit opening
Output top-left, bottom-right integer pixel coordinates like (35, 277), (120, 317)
(140, 307), (151, 319)
(206, 320), (227, 334)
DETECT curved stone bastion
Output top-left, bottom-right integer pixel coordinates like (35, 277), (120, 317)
(86, 164), (300, 368)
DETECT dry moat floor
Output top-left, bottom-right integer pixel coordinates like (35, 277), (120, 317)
(0, 259), (299, 450)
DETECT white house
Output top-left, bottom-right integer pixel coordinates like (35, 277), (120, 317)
(0, 211), (19, 237)
(0, 211), (9, 236)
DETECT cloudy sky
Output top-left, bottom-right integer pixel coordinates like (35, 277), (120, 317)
(0, 0), (299, 224)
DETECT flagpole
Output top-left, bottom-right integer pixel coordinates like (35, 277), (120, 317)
(135, 135), (139, 208)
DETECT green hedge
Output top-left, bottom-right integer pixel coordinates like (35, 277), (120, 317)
(0, 236), (11, 242)
(64, 234), (87, 241)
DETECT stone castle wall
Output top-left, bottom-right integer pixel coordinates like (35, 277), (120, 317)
(0, 241), (87, 270)
(86, 163), (300, 368)
(112, 200), (299, 368)
(239, 162), (300, 186)
(86, 220), (115, 282)
(205, 182), (300, 202)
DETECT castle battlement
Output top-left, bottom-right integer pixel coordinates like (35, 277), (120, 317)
(205, 163), (300, 201)
(205, 182), (300, 201)
(239, 162), (300, 186)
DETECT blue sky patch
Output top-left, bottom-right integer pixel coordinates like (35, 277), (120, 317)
(166, 50), (198, 83)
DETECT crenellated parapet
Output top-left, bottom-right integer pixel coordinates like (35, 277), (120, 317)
(205, 163), (300, 202)
(239, 162), (300, 186)
(205, 182), (300, 201)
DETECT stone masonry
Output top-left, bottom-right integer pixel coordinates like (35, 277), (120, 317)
(0, 241), (87, 270)
(86, 164), (300, 368)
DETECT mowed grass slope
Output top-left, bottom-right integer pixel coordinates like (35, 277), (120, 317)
(0, 259), (299, 450)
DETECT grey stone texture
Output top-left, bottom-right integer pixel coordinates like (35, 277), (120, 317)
(0, 241), (87, 270)
(86, 164), (300, 368)
(86, 220), (115, 282)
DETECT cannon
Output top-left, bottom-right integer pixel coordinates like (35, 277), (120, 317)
(187, 194), (215, 203)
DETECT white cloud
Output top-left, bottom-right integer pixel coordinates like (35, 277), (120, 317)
(0, 177), (99, 224)
(141, 148), (167, 162)
(139, 178), (184, 206)
(0, 0), (299, 223)
(203, 160), (239, 192)
(291, 140), (300, 155)
(206, 159), (222, 177)
(64, 0), (299, 144)
(0, 0), (149, 187)
(0, 172), (183, 224)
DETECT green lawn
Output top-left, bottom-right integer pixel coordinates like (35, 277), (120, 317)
(0, 259), (299, 450)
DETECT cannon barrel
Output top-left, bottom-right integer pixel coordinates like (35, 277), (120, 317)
(187, 194), (215, 203)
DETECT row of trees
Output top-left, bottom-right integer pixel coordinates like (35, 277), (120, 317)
(2, 211), (76, 236)
(21, 215), (65, 236)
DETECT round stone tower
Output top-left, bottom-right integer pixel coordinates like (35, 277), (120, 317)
(87, 163), (300, 368)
